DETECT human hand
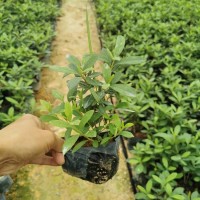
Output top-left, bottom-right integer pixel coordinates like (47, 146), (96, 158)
(0, 114), (64, 176)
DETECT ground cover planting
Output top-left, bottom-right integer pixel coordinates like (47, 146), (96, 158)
(0, 0), (60, 128)
(95, 0), (200, 198)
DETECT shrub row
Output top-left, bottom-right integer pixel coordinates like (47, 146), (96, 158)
(0, 0), (60, 128)
(95, 0), (200, 199)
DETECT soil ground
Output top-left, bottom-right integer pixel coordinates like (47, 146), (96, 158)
(7, 0), (134, 199)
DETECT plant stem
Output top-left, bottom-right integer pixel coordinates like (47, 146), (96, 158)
(86, 8), (93, 54)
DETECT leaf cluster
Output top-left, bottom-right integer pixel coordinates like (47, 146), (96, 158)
(95, 0), (200, 198)
(41, 36), (145, 153)
(0, 0), (60, 128)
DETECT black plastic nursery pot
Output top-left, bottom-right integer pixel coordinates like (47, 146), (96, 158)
(62, 137), (120, 184)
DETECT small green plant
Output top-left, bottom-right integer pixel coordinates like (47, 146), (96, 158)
(135, 171), (200, 200)
(40, 35), (145, 154)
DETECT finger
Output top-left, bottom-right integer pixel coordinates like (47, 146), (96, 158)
(22, 114), (52, 131)
(40, 122), (51, 130)
(44, 130), (64, 153)
(2, 114), (42, 131)
(52, 134), (64, 153)
(21, 114), (42, 128)
(30, 155), (60, 166)
(52, 151), (65, 165)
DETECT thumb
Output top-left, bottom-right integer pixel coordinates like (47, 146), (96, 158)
(45, 130), (64, 153)
(52, 151), (65, 165)
(52, 133), (64, 153)
(47, 132), (65, 165)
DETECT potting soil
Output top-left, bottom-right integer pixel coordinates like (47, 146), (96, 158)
(62, 138), (120, 184)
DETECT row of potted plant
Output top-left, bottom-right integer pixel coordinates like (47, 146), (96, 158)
(0, 0), (60, 128)
(94, 0), (200, 198)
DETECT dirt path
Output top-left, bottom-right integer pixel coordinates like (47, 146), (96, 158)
(8, 0), (134, 199)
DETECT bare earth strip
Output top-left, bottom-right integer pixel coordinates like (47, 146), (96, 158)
(9, 0), (134, 199)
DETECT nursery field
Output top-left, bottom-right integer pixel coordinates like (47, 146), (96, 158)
(95, 0), (200, 199)
(1, 0), (200, 199)
(0, 0), (60, 128)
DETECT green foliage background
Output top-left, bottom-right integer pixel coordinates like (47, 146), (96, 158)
(95, 0), (200, 198)
(0, 0), (60, 128)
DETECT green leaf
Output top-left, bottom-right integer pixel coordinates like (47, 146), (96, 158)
(90, 88), (100, 102)
(83, 95), (95, 109)
(114, 56), (146, 67)
(113, 35), (125, 56)
(171, 194), (184, 200)
(85, 130), (97, 138)
(92, 140), (99, 148)
(135, 193), (147, 199)
(112, 114), (121, 129)
(154, 133), (172, 143)
(89, 72), (101, 78)
(171, 155), (181, 161)
(102, 64), (112, 83)
(48, 65), (73, 75)
(99, 48), (112, 65)
(120, 131), (133, 138)
(127, 158), (140, 165)
(52, 103), (64, 113)
(124, 123), (134, 129)
(162, 157), (168, 168)
(182, 151), (191, 158)
(109, 124), (117, 136)
(65, 101), (72, 121)
(174, 125), (181, 135)
(135, 163), (144, 174)
(8, 107), (14, 117)
(192, 198), (200, 200)
(68, 63), (81, 75)
(102, 83), (110, 90)
(137, 185), (147, 194)
(6, 97), (20, 108)
(111, 84), (135, 98)
(63, 135), (79, 154)
(40, 115), (58, 122)
(67, 77), (81, 100)
(49, 120), (69, 128)
(39, 100), (52, 112)
(152, 175), (162, 184)
(100, 137), (111, 145)
(79, 110), (94, 128)
(83, 54), (98, 70)
(72, 140), (87, 153)
(86, 77), (102, 86)
(146, 179), (153, 193)
(65, 128), (72, 139)
(165, 183), (172, 196)
(52, 90), (64, 101)
(147, 194), (156, 199)
(67, 55), (81, 66)
(191, 191), (200, 199)
(166, 172), (177, 183)
(70, 120), (80, 125)
(111, 72), (123, 84)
